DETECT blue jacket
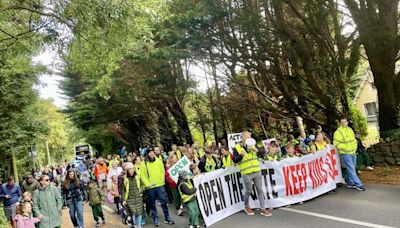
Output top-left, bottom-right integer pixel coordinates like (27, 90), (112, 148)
(0, 183), (22, 206)
(120, 148), (127, 157)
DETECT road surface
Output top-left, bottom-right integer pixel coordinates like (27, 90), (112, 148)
(61, 184), (400, 228)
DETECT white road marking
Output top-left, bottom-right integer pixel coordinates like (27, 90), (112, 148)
(102, 204), (115, 213)
(279, 207), (396, 228)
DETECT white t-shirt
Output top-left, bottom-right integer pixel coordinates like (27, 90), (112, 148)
(107, 167), (123, 187)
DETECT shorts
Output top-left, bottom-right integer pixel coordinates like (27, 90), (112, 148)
(4, 204), (17, 221)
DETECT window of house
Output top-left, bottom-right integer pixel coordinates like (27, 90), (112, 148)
(364, 102), (377, 117)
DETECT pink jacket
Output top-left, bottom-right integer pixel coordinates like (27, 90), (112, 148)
(15, 214), (40, 228)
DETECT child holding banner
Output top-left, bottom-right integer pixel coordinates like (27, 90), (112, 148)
(177, 171), (203, 228)
(267, 142), (280, 161)
(284, 144), (300, 158)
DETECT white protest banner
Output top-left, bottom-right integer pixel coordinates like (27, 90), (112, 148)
(168, 156), (191, 183)
(193, 145), (342, 227)
(227, 133), (242, 153)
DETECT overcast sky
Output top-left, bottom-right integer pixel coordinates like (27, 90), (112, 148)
(33, 48), (213, 109)
(33, 49), (68, 108)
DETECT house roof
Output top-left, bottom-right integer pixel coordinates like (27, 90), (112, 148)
(353, 70), (373, 103)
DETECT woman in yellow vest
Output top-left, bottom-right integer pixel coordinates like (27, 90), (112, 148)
(198, 149), (221, 173)
(311, 133), (328, 153)
(121, 163), (143, 228)
(177, 170), (201, 228)
(267, 143), (280, 161)
(221, 146), (234, 168)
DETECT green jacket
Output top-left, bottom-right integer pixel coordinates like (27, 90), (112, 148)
(87, 185), (105, 206)
(21, 180), (39, 193)
(140, 157), (165, 189)
(121, 175), (143, 215)
(32, 185), (62, 228)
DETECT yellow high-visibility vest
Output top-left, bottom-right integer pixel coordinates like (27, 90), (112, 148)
(222, 155), (233, 168)
(198, 148), (204, 158)
(235, 144), (260, 175)
(205, 156), (216, 172)
(267, 154), (278, 161)
(176, 150), (182, 160)
(333, 126), (357, 154)
(178, 181), (196, 203)
(313, 141), (327, 151)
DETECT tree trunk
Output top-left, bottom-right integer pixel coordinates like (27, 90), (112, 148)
(211, 61), (228, 139)
(205, 67), (219, 141)
(168, 98), (194, 145)
(344, 0), (400, 135)
(12, 151), (19, 183)
(370, 62), (399, 134)
(158, 107), (177, 149)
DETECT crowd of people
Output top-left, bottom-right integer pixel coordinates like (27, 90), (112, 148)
(0, 117), (373, 228)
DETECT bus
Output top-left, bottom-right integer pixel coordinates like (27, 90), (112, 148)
(75, 144), (93, 160)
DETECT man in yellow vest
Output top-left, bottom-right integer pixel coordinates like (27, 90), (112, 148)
(140, 148), (175, 226)
(233, 131), (272, 217)
(333, 117), (365, 191)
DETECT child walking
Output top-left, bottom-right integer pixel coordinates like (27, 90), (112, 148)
(108, 175), (122, 213)
(177, 170), (203, 228)
(22, 191), (32, 203)
(121, 162), (144, 228)
(15, 202), (41, 228)
(87, 180), (106, 227)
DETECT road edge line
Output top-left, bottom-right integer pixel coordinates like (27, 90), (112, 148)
(279, 207), (396, 228)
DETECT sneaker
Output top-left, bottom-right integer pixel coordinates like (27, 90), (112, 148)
(95, 222), (100, 228)
(346, 184), (356, 189)
(244, 207), (255, 216)
(180, 204), (184, 209)
(154, 218), (160, 227)
(102, 219), (106, 225)
(260, 209), (272, 217)
(164, 220), (175, 225)
(366, 166), (374, 171)
(178, 208), (184, 216)
(356, 186), (366, 191)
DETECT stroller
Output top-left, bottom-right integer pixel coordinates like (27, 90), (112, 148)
(121, 205), (134, 227)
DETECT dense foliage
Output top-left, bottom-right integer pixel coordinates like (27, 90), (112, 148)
(1, 0), (399, 174)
